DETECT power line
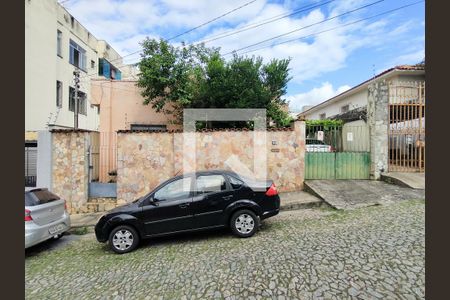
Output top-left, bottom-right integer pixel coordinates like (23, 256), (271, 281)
(79, 0), (259, 80)
(87, 1), (425, 106)
(122, 0), (382, 66)
(235, 0), (425, 56)
(91, 0), (330, 66)
(167, 0), (258, 41)
(198, 0), (337, 44)
(223, 0), (385, 56)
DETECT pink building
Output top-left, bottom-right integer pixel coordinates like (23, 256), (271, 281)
(91, 79), (178, 182)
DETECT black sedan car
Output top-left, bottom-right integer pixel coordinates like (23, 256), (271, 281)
(95, 170), (280, 253)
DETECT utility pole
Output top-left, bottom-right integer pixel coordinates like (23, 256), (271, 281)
(73, 69), (80, 129)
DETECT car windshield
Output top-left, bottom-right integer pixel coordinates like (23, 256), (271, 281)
(306, 139), (325, 145)
(25, 189), (60, 206)
(25, 193), (38, 206)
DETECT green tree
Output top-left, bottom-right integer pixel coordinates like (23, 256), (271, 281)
(137, 38), (293, 128)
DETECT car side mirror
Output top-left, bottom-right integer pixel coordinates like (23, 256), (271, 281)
(149, 197), (160, 206)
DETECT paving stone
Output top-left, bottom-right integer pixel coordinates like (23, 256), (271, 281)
(25, 200), (425, 300)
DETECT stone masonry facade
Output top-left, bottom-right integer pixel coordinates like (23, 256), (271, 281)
(51, 131), (90, 214)
(367, 80), (389, 180)
(49, 122), (305, 212)
(117, 121), (306, 203)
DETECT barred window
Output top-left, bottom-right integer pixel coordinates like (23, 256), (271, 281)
(69, 87), (87, 115)
(56, 81), (62, 108)
(57, 30), (62, 57)
(341, 105), (350, 113)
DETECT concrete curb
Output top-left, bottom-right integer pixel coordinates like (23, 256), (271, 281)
(280, 199), (323, 211)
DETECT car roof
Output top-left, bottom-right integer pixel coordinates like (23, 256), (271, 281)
(176, 169), (239, 177)
(25, 187), (49, 194)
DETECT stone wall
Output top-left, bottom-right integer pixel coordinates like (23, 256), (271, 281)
(51, 131), (90, 214)
(117, 132), (175, 203)
(117, 121), (305, 203)
(367, 80), (389, 179)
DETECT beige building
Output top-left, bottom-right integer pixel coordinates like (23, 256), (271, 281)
(25, 0), (130, 134)
(90, 80), (177, 182)
(298, 65), (425, 120)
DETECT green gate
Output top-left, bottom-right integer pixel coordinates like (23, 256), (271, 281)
(305, 152), (370, 179)
(305, 152), (335, 179)
(305, 122), (371, 180)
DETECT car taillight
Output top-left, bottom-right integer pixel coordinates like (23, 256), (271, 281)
(265, 183), (278, 196)
(64, 200), (67, 211)
(330, 146), (335, 152)
(25, 209), (32, 222)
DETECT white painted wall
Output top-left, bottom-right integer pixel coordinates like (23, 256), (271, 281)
(26, 0), (100, 131)
(36, 131), (53, 189)
(392, 74), (426, 83)
(26, 0), (57, 131)
(302, 72), (425, 120)
(306, 89), (368, 120)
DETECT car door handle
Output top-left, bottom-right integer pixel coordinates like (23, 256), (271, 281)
(222, 195), (233, 200)
(179, 203), (190, 209)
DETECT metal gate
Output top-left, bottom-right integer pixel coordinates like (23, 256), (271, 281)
(388, 81), (425, 172)
(25, 142), (37, 187)
(305, 123), (370, 179)
(99, 132), (117, 182)
(88, 132), (100, 182)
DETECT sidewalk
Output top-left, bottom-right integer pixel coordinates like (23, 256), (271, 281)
(279, 191), (323, 210)
(305, 179), (425, 210)
(70, 191), (323, 227)
(381, 172), (425, 189)
(71, 212), (104, 228)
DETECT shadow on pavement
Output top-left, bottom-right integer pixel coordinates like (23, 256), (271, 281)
(139, 227), (232, 249)
(25, 233), (81, 258)
(137, 220), (277, 250)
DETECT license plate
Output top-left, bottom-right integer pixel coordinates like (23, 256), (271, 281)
(49, 224), (65, 235)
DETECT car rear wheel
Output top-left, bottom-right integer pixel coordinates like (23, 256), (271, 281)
(230, 209), (259, 238)
(108, 225), (140, 254)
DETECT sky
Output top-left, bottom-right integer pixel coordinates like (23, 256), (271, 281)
(62, 0), (425, 112)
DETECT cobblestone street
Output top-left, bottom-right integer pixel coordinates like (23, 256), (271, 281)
(25, 200), (425, 299)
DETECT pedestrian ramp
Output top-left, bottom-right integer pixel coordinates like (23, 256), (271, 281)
(304, 180), (425, 210)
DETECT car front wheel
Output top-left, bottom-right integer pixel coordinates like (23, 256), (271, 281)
(230, 209), (259, 238)
(108, 225), (140, 254)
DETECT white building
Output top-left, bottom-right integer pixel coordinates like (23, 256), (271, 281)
(25, 0), (129, 134)
(298, 65), (425, 120)
(25, 0), (138, 187)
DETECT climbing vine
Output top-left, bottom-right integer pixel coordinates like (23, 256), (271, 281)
(305, 119), (343, 129)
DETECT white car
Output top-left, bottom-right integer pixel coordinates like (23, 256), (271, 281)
(306, 139), (334, 152)
(25, 188), (71, 248)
